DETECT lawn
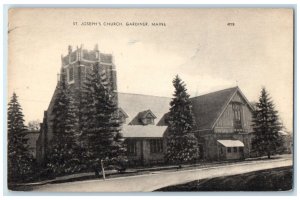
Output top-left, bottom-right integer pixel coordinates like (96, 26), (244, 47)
(155, 166), (293, 191)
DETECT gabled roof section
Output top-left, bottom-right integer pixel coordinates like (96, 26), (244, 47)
(118, 93), (171, 126)
(190, 87), (238, 131)
(118, 87), (253, 129)
(138, 109), (157, 119)
(191, 87), (254, 131)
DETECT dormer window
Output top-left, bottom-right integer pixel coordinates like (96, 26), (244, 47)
(118, 108), (128, 124)
(145, 116), (154, 124)
(138, 109), (156, 125)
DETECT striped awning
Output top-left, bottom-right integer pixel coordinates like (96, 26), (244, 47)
(217, 140), (244, 147)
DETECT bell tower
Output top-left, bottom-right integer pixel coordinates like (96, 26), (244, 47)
(37, 44), (119, 164)
(59, 44), (118, 96)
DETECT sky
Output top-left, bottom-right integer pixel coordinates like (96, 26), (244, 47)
(8, 8), (293, 131)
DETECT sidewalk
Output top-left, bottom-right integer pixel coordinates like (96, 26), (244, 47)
(34, 156), (293, 192)
(11, 154), (292, 187)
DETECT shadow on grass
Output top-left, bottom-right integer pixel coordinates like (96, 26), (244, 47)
(155, 166), (293, 191)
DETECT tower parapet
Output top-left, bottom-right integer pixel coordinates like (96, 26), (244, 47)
(59, 44), (117, 94)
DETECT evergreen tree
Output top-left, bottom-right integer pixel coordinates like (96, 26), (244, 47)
(165, 75), (198, 164)
(47, 73), (81, 175)
(251, 87), (283, 159)
(81, 64), (126, 172)
(7, 93), (33, 182)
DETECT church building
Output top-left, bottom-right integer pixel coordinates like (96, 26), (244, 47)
(36, 45), (254, 166)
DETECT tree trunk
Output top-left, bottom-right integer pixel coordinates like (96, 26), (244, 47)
(267, 151), (271, 159)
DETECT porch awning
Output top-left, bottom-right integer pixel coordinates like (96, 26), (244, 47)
(217, 140), (244, 147)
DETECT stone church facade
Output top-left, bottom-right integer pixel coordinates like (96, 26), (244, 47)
(36, 45), (117, 164)
(36, 45), (254, 166)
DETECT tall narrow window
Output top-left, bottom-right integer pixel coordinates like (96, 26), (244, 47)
(227, 147), (232, 153)
(232, 103), (242, 130)
(150, 139), (163, 154)
(127, 140), (136, 155)
(68, 67), (74, 82)
(233, 147), (237, 152)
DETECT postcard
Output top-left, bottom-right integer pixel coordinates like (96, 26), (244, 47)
(7, 8), (293, 192)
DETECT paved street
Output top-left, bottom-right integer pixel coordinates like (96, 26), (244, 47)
(34, 156), (292, 192)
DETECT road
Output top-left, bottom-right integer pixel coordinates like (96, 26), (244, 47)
(33, 156), (292, 192)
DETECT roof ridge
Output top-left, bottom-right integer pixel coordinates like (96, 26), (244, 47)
(119, 87), (239, 99)
(191, 86), (238, 99)
(118, 92), (171, 99)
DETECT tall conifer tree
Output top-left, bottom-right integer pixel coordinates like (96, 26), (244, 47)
(47, 73), (81, 175)
(7, 93), (33, 182)
(251, 87), (283, 159)
(165, 75), (198, 164)
(81, 64), (126, 171)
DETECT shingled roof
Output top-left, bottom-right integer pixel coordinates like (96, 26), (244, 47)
(190, 87), (239, 131)
(122, 125), (168, 138)
(118, 87), (252, 137)
(118, 93), (171, 126)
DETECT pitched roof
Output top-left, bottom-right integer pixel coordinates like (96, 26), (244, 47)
(118, 86), (252, 137)
(118, 93), (171, 126)
(138, 110), (157, 119)
(190, 87), (238, 130)
(122, 125), (168, 138)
